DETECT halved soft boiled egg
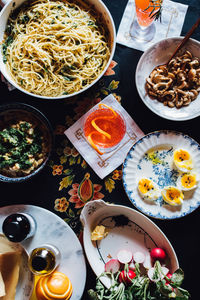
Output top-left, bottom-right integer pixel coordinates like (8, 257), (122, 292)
(173, 148), (193, 172)
(177, 173), (198, 191)
(161, 186), (184, 206)
(138, 178), (160, 201)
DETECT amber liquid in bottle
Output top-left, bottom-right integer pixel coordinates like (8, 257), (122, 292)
(29, 248), (57, 275)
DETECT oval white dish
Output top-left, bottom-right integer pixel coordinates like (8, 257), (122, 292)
(135, 37), (200, 121)
(123, 130), (200, 219)
(80, 199), (179, 288)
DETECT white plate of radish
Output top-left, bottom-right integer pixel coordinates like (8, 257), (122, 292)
(80, 200), (179, 289)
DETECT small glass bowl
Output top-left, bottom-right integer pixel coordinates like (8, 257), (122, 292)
(28, 244), (61, 276)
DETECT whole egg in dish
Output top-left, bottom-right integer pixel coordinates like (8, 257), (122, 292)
(161, 186), (184, 206)
(138, 178), (160, 201)
(177, 173), (198, 191)
(173, 148), (193, 172)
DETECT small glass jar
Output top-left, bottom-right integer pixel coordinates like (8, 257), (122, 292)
(2, 213), (36, 242)
(28, 244), (61, 276)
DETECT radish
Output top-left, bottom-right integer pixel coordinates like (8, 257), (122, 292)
(147, 266), (169, 282)
(165, 272), (172, 283)
(165, 273), (175, 291)
(117, 249), (133, 264)
(143, 253), (152, 269)
(150, 248), (166, 261)
(161, 266), (169, 276)
(104, 259), (120, 273)
(133, 251), (145, 264)
(147, 267), (158, 282)
(119, 269), (136, 285)
(128, 261), (135, 270)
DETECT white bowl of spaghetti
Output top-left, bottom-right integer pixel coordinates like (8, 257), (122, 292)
(0, 0), (116, 99)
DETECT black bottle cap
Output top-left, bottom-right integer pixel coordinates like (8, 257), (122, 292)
(2, 213), (30, 242)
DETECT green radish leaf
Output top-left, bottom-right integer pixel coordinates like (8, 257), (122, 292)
(171, 268), (184, 286)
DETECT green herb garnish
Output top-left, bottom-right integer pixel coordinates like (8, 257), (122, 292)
(88, 261), (190, 300)
(144, 0), (163, 21)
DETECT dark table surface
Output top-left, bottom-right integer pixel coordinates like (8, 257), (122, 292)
(0, 0), (200, 299)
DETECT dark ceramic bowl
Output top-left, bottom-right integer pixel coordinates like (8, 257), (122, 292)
(0, 103), (54, 182)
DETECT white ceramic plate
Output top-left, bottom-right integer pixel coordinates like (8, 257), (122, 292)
(80, 199), (179, 288)
(0, 234), (34, 300)
(0, 205), (86, 300)
(123, 130), (200, 219)
(135, 37), (200, 121)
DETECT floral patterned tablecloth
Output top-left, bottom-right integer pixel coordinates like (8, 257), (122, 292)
(0, 0), (200, 299)
(49, 60), (123, 238)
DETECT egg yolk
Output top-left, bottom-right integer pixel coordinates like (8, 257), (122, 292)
(138, 179), (154, 194)
(174, 149), (190, 162)
(166, 188), (181, 200)
(181, 174), (196, 189)
(162, 187), (184, 205)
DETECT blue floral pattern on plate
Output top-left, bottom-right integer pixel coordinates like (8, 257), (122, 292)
(123, 130), (200, 219)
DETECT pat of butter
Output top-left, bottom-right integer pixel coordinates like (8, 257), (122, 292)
(91, 225), (109, 241)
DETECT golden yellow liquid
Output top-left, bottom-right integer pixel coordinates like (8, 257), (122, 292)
(28, 248), (56, 275)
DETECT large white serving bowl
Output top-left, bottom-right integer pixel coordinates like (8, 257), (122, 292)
(135, 37), (200, 121)
(80, 199), (179, 289)
(0, 0), (116, 99)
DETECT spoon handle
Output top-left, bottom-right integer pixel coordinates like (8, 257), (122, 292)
(167, 17), (200, 64)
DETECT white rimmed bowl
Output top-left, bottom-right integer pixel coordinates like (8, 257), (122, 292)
(0, 0), (116, 99)
(80, 199), (179, 288)
(135, 37), (200, 121)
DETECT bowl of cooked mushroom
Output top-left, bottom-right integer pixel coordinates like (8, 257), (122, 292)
(135, 37), (200, 121)
(0, 102), (53, 182)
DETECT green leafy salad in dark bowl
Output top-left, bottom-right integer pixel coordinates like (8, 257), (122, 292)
(0, 102), (53, 182)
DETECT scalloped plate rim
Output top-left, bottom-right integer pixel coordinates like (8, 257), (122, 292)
(122, 130), (200, 220)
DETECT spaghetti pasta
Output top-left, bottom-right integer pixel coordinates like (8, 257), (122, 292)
(2, 0), (111, 97)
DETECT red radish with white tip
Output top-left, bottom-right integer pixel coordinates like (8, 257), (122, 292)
(165, 272), (173, 284)
(117, 249), (133, 264)
(150, 248), (166, 261)
(104, 259), (120, 273)
(119, 269), (136, 285)
(133, 251), (145, 264)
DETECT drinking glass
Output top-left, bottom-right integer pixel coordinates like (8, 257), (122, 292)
(130, 0), (163, 42)
(83, 104), (126, 155)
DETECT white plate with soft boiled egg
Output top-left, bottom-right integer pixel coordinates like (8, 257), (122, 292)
(80, 200), (179, 289)
(123, 130), (200, 219)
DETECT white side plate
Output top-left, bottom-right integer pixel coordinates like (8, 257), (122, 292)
(123, 130), (200, 219)
(135, 37), (200, 121)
